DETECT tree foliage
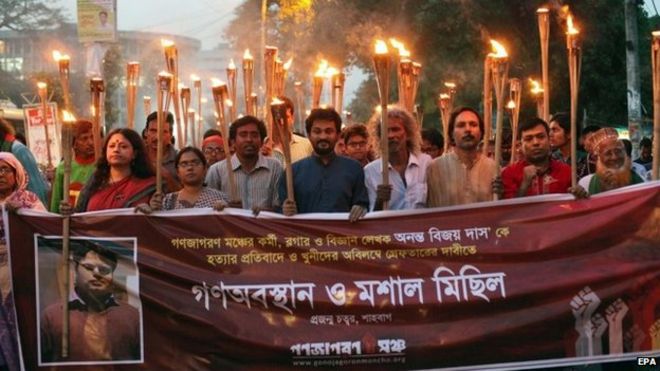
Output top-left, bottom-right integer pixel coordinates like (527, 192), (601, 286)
(226, 0), (652, 128)
(0, 0), (65, 31)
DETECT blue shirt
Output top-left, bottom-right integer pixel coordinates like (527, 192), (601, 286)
(279, 154), (369, 213)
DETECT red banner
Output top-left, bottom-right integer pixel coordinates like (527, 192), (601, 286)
(7, 182), (660, 369)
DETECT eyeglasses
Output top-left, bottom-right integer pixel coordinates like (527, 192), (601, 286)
(346, 141), (367, 149)
(0, 167), (14, 176)
(203, 147), (225, 155)
(80, 263), (112, 276)
(178, 159), (203, 168)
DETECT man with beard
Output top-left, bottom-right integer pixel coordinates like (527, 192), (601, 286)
(144, 111), (181, 191)
(502, 117), (575, 198)
(280, 108), (368, 222)
(206, 116), (283, 210)
(40, 241), (140, 362)
(50, 119), (96, 212)
(364, 107), (432, 211)
(578, 128), (645, 194)
(426, 107), (499, 207)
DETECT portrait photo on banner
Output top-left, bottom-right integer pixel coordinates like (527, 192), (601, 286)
(34, 235), (143, 366)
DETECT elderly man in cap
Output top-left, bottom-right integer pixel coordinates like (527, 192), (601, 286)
(201, 134), (226, 167)
(577, 128), (645, 195)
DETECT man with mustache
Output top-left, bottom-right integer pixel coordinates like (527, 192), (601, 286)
(280, 108), (368, 222)
(364, 107), (432, 211)
(577, 128), (645, 194)
(501, 117), (578, 198)
(144, 111), (181, 191)
(206, 116), (283, 210)
(426, 107), (499, 207)
(40, 241), (140, 362)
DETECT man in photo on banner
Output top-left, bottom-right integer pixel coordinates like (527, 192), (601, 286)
(40, 241), (140, 363)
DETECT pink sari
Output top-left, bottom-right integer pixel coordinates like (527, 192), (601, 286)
(86, 176), (156, 211)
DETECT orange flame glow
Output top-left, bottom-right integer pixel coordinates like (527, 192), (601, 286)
(283, 57), (293, 70)
(161, 39), (175, 48)
(529, 78), (544, 94)
(488, 40), (508, 58)
(228, 59), (236, 69)
(243, 49), (253, 59)
(389, 38), (410, 57)
(567, 14), (579, 35)
(375, 40), (388, 55)
(62, 110), (76, 122)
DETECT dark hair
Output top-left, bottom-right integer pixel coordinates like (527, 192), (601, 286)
(277, 95), (295, 116)
(305, 108), (342, 135)
(518, 117), (549, 138)
(421, 128), (444, 149)
(640, 137), (652, 148)
(99, 10), (108, 17)
(341, 124), (368, 143)
(73, 119), (93, 146)
(549, 112), (570, 133)
(229, 115), (267, 141)
(621, 139), (633, 157)
(0, 118), (16, 138)
(72, 240), (118, 271)
(447, 107), (484, 145)
(581, 125), (602, 137)
(88, 128), (154, 194)
(203, 128), (222, 139)
(175, 146), (207, 168)
(146, 111), (174, 131)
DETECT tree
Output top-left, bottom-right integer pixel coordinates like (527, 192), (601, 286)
(0, 0), (64, 30)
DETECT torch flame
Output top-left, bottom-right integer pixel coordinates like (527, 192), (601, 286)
(389, 38), (410, 57)
(225, 99), (233, 107)
(62, 110), (76, 122)
(211, 78), (225, 87)
(506, 100), (516, 110)
(444, 82), (456, 89)
(315, 59), (329, 77)
(158, 71), (173, 79)
(567, 14), (579, 35)
(190, 74), (200, 82)
(325, 66), (339, 78)
(228, 59), (236, 69)
(536, 7), (549, 14)
(529, 78), (544, 94)
(271, 97), (284, 105)
(439, 93), (450, 100)
(243, 49), (253, 59)
(374, 40), (388, 55)
(52, 50), (69, 61)
(283, 57), (293, 70)
(653, 30), (660, 37)
(161, 39), (175, 48)
(488, 40), (508, 58)
(37, 82), (47, 90)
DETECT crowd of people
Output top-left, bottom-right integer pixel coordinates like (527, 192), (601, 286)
(0, 96), (655, 221)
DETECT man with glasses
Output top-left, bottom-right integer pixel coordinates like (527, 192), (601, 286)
(40, 241), (140, 362)
(341, 124), (372, 167)
(201, 135), (226, 167)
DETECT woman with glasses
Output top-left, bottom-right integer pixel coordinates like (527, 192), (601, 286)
(141, 147), (228, 211)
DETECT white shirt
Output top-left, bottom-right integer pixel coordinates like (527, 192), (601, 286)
(364, 152), (432, 211)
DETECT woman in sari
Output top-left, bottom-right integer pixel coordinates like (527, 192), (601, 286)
(76, 128), (156, 212)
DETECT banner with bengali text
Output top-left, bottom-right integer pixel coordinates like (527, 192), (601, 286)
(7, 182), (660, 370)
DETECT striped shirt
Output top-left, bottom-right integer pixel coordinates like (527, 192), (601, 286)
(272, 134), (314, 165)
(426, 152), (497, 207)
(205, 154), (283, 210)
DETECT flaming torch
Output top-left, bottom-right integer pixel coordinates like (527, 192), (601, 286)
(243, 49), (254, 116)
(482, 55), (494, 155)
(162, 39), (183, 149)
(294, 81), (305, 135)
(411, 62), (422, 115)
(271, 97), (294, 202)
(211, 79), (239, 204)
(437, 93), (451, 152)
(509, 78), (522, 165)
(331, 69), (345, 114)
(191, 74), (202, 147)
(566, 12), (582, 187)
(529, 78), (544, 118)
(180, 86), (191, 146)
(226, 59), (238, 122)
(488, 39), (509, 200)
(126, 61), (140, 129)
(652, 31), (660, 180)
(312, 60), (328, 108)
(537, 7), (550, 122)
(390, 39), (412, 113)
(143, 96), (152, 116)
(58, 109), (77, 358)
(52, 51), (72, 111)
(156, 72), (173, 195)
(373, 40), (391, 209)
(36, 82), (53, 167)
(90, 78), (105, 162)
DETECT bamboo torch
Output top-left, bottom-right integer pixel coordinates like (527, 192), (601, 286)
(36, 82), (53, 167)
(482, 55), (494, 155)
(58, 109), (76, 358)
(162, 39), (183, 150)
(191, 74), (202, 147)
(652, 31), (660, 180)
(271, 97), (294, 202)
(444, 82), (457, 114)
(273, 57), (283, 97)
(566, 13), (582, 188)
(529, 78), (544, 118)
(126, 61), (140, 129)
(250, 93), (258, 117)
(211, 80), (239, 203)
(89, 78), (105, 162)
(312, 60), (327, 109)
(411, 62), (422, 115)
(294, 81), (305, 135)
(226, 59), (238, 122)
(373, 40), (391, 210)
(243, 49), (254, 115)
(390, 39), (412, 113)
(537, 7), (550, 122)
(180, 86), (191, 146)
(52, 51), (72, 111)
(488, 39), (509, 200)
(509, 78), (522, 165)
(437, 93), (451, 152)
(156, 72), (173, 195)
(331, 70), (345, 115)
(143, 96), (152, 116)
